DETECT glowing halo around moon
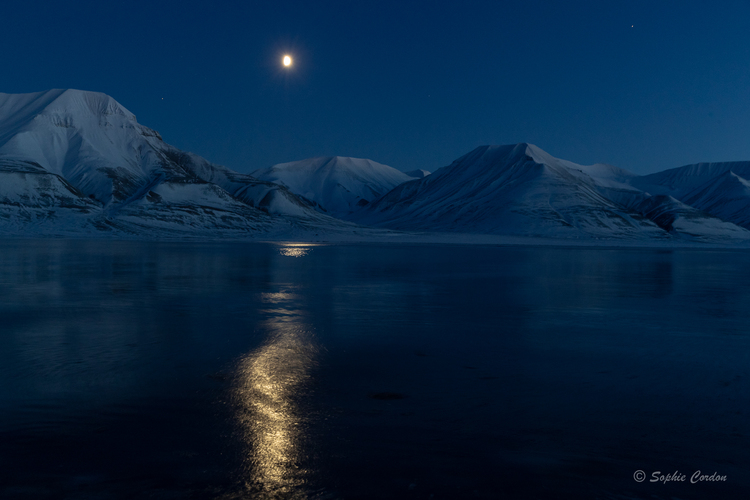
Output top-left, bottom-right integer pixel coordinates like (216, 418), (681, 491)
(282, 55), (292, 67)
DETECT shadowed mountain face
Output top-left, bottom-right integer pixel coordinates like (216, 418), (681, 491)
(1, 89), (750, 243)
(0, 89), (341, 236)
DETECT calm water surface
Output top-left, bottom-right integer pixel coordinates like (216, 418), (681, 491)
(0, 240), (747, 499)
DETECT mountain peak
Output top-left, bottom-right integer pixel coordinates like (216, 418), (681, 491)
(0, 89), (137, 131)
(252, 155), (414, 216)
(405, 169), (430, 179)
(273, 156), (390, 172)
(454, 143), (544, 168)
(0, 89), (167, 201)
(44, 89), (137, 121)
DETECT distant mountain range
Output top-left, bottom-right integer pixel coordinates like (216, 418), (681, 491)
(1, 89), (749, 243)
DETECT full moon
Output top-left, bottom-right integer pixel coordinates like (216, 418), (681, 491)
(283, 55), (292, 67)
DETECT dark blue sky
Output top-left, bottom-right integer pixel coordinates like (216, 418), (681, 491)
(2, 0), (749, 174)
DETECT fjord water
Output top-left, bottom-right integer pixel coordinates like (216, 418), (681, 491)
(0, 240), (747, 500)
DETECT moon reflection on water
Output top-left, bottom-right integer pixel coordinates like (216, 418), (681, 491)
(232, 247), (319, 498)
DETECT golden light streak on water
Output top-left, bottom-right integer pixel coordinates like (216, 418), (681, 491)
(279, 247), (310, 258)
(276, 243), (323, 258)
(232, 292), (318, 498)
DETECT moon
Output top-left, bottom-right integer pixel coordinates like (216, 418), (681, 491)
(283, 55), (292, 67)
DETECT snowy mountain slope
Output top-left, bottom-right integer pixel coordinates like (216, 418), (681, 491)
(404, 169), (431, 179)
(631, 162), (750, 230)
(351, 144), (660, 238)
(0, 89), (341, 236)
(630, 194), (749, 239)
(0, 158), (103, 233)
(0, 89), (169, 204)
(160, 150), (320, 217)
(3, 89), (750, 243)
(525, 143), (638, 190)
(108, 182), (273, 235)
(0, 159), (99, 210)
(680, 171), (750, 229)
(352, 143), (750, 240)
(252, 156), (415, 216)
(632, 161), (750, 198)
(559, 163), (750, 239)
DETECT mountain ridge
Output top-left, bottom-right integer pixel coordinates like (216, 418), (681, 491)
(2, 89), (750, 244)
(252, 155), (417, 216)
(0, 89), (347, 237)
(352, 143), (750, 241)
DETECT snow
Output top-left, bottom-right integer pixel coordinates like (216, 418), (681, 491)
(2, 89), (750, 245)
(351, 143), (750, 242)
(0, 89), (343, 237)
(252, 156), (415, 216)
(0, 89), (161, 203)
(631, 162), (750, 230)
(633, 161), (750, 197)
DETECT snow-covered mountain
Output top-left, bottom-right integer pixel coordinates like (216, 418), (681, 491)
(351, 143), (750, 241)
(252, 156), (415, 216)
(631, 162), (750, 230)
(3, 89), (750, 244)
(0, 89), (341, 236)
